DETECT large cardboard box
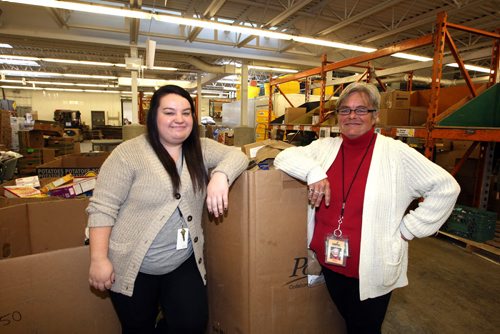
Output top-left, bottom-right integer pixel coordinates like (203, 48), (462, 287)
(284, 107), (307, 124)
(409, 106), (428, 126)
(0, 199), (121, 333)
(380, 90), (411, 109)
(378, 108), (410, 126)
(36, 152), (110, 178)
(204, 169), (345, 333)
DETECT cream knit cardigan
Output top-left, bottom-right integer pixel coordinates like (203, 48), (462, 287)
(274, 134), (460, 300)
(87, 134), (248, 296)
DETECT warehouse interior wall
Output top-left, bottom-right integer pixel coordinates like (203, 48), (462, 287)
(1, 90), (213, 127)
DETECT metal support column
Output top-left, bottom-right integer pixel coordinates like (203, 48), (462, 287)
(475, 143), (496, 209)
(425, 12), (447, 160)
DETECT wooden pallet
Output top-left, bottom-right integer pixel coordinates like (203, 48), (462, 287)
(438, 230), (500, 264)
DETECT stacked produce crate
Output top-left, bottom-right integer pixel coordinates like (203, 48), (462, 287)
(441, 205), (497, 242)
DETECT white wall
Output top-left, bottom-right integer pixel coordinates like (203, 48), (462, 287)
(3, 90), (123, 126)
(3, 90), (215, 127)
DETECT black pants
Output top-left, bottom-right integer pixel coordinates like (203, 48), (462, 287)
(322, 267), (392, 334)
(109, 255), (208, 334)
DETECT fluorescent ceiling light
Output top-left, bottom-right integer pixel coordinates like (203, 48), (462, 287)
(1, 0), (385, 53)
(0, 55), (178, 71)
(3, 0), (488, 70)
(2, 0), (151, 19)
(43, 58), (115, 66)
(223, 87), (237, 91)
(292, 36), (376, 53)
(0, 58), (39, 66)
(0, 84), (122, 93)
(0, 70), (117, 79)
(249, 65), (298, 73)
(0, 78), (117, 87)
(150, 66), (177, 71)
(391, 53), (433, 62)
(118, 77), (191, 88)
(0, 55), (38, 61)
(0, 43), (13, 48)
(446, 63), (490, 73)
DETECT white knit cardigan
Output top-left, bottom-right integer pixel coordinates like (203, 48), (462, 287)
(274, 134), (460, 300)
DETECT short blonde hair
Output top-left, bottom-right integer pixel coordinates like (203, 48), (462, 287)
(336, 82), (381, 110)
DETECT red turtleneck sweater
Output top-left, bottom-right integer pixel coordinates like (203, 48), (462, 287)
(311, 128), (376, 278)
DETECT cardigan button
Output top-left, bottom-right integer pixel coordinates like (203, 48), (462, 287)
(194, 236), (198, 242)
(187, 215), (192, 222)
(175, 193), (181, 199)
(198, 257), (202, 264)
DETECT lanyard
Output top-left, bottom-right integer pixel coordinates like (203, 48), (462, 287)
(333, 133), (376, 237)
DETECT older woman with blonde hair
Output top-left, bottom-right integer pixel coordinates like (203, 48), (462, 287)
(275, 82), (460, 333)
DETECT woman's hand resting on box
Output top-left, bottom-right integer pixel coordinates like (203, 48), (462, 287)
(308, 178), (331, 208)
(206, 171), (229, 218)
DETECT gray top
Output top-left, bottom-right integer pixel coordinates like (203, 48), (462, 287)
(140, 158), (193, 275)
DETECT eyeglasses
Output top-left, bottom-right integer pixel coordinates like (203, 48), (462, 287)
(336, 107), (376, 115)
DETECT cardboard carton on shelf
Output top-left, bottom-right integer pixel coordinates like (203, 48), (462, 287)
(409, 106), (428, 126)
(377, 108), (410, 127)
(284, 107), (307, 124)
(0, 199), (120, 333)
(203, 169), (345, 333)
(36, 152), (110, 178)
(380, 90), (411, 109)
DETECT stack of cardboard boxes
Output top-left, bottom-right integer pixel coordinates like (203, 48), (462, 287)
(378, 90), (412, 126)
(0, 110), (12, 150)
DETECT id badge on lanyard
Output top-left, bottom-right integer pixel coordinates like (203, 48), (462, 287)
(325, 234), (349, 267)
(324, 210), (349, 267)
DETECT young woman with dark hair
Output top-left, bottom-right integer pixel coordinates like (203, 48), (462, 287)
(87, 85), (248, 333)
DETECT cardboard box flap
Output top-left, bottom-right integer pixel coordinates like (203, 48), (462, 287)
(242, 139), (294, 163)
(27, 199), (89, 254)
(0, 246), (120, 333)
(0, 204), (31, 258)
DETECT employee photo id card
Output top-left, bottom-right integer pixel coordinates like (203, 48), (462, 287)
(325, 237), (347, 267)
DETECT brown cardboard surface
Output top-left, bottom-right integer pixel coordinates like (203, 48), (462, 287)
(377, 108), (410, 126)
(36, 152), (110, 178)
(0, 199), (89, 259)
(204, 169), (345, 333)
(27, 199), (89, 254)
(409, 107), (428, 126)
(0, 246), (120, 333)
(0, 199), (120, 333)
(42, 148), (57, 163)
(284, 107), (306, 124)
(242, 140), (294, 163)
(380, 90), (411, 109)
(0, 204), (30, 258)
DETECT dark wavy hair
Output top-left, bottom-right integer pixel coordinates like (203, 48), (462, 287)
(146, 85), (208, 195)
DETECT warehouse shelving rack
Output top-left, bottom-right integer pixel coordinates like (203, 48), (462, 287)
(267, 11), (500, 210)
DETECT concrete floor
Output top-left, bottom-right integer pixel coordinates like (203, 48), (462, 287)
(383, 236), (499, 333)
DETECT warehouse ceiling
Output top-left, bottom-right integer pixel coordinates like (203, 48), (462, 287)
(0, 0), (497, 97)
